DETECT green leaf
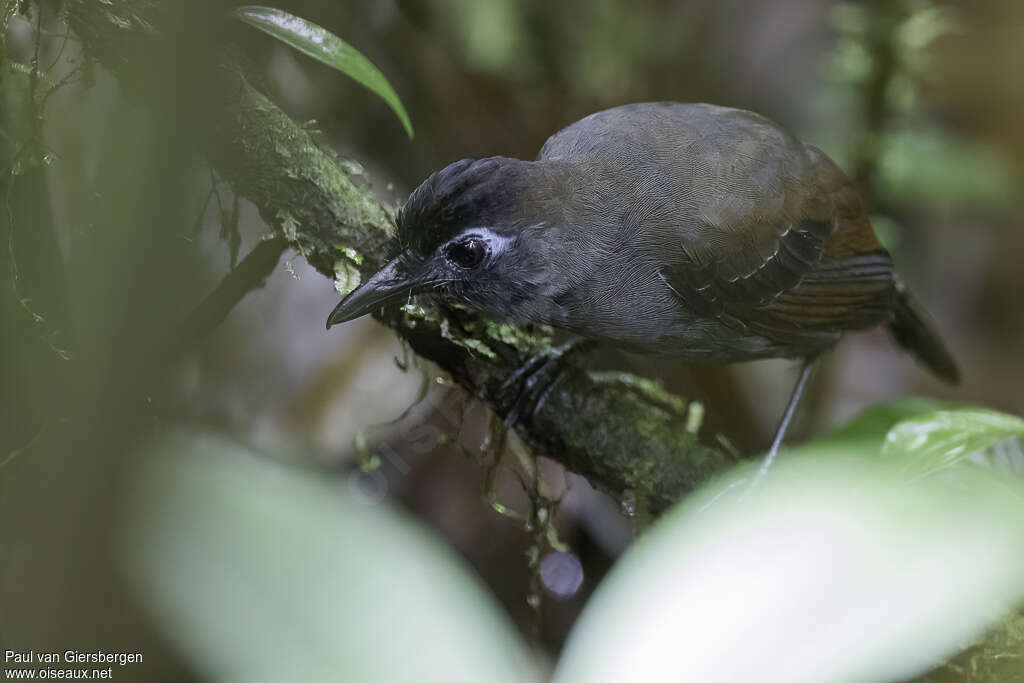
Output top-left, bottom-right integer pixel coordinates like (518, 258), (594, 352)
(554, 456), (1024, 683)
(234, 5), (413, 139)
(120, 432), (534, 682)
(921, 614), (1024, 683)
(882, 408), (1024, 479)
(786, 398), (955, 461)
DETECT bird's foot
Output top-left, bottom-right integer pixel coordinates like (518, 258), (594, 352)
(501, 339), (593, 428)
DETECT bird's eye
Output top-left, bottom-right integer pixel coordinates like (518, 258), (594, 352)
(445, 239), (486, 268)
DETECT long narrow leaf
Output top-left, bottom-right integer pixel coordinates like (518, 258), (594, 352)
(235, 6), (413, 139)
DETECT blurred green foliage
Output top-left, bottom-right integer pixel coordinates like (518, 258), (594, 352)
(554, 439), (1024, 683)
(553, 400), (1024, 682)
(817, 0), (1020, 214)
(877, 130), (1020, 209)
(119, 403), (1024, 681)
(123, 432), (536, 682)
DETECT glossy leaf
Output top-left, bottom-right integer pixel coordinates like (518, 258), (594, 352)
(786, 398), (954, 460)
(882, 408), (1024, 478)
(234, 5), (413, 138)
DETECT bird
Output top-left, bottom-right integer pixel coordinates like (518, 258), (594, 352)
(326, 102), (960, 469)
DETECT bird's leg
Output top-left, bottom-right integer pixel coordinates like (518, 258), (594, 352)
(501, 338), (594, 429)
(759, 356), (818, 476)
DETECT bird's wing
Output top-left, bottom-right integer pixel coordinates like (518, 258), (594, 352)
(542, 103), (895, 345)
(657, 138), (895, 345)
(659, 215), (894, 345)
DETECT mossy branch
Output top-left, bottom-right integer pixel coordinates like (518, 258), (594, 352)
(65, 0), (734, 513)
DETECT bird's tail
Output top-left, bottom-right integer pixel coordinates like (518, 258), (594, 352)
(887, 278), (961, 384)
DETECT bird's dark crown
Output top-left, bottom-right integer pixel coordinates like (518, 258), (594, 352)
(396, 156), (534, 256)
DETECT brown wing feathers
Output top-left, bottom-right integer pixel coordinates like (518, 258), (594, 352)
(663, 145), (896, 342)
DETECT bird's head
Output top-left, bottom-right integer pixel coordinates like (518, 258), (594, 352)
(327, 157), (568, 328)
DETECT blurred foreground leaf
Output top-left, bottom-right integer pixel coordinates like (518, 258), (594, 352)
(119, 432), (534, 682)
(554, 455), (1024, 683)
(883, 408), (1024, 479)
(234, 5), (413, 138)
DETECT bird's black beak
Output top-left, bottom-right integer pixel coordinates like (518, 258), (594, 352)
(326, 255), (422, 329)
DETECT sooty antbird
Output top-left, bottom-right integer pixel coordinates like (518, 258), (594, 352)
(327, 102), (960, 470)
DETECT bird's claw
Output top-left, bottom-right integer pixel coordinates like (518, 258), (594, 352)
(501, 339), (592, 429)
